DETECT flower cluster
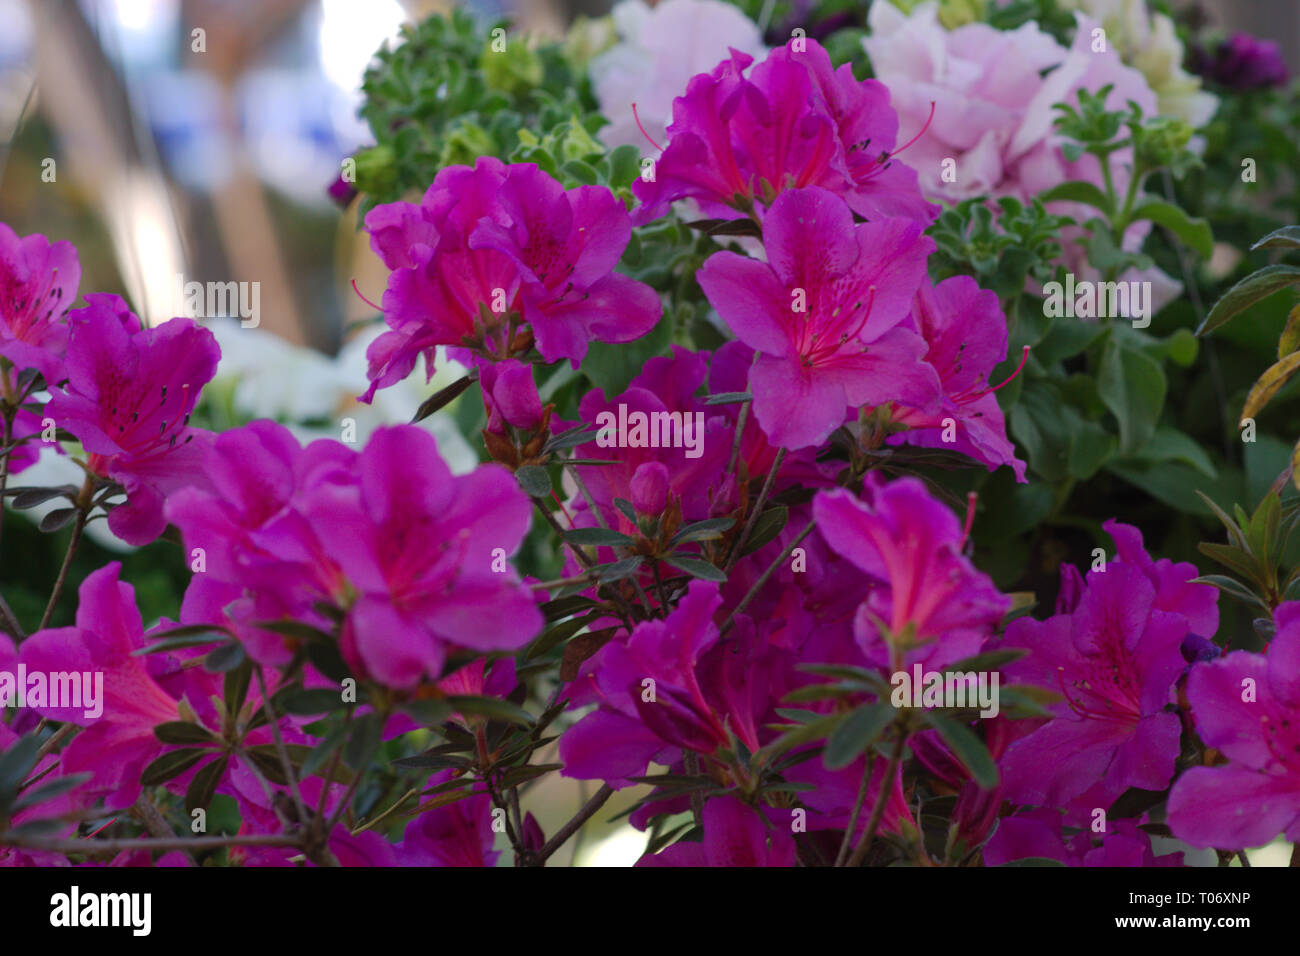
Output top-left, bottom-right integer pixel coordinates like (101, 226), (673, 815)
(0, 0), (1285, 871)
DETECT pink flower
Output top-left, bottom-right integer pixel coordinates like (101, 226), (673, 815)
(45, 294), (220, 545)
(361, 157), (660, 399)
(863, 1), (1070, 203)
(812, 476), (1009, 671)
(697, 186), (940, 449)
(396, 772), (501, 867)
(888, 275), (1027, 481)
(1168, 601), (1300, 849)
(997, 526), (1211, 807)
(631, 40), (936, 227)
(19, 564), (315, 816)
(636, 796), (796, 866)
(0, 222), (80, 387)
(298, 425), (542, 688)
(591, 0), (766, 150)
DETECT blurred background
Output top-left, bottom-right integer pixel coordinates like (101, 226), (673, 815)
(1, 0), (1296, 866)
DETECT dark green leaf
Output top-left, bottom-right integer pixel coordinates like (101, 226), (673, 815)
(153, 722), (219, 746)
(140, 748), (208, 787)
(563, 527), (635, 547)
(921, 712), (998, 789)
(1199, 264), (1300, 336)
(185, 756), (228, 813)
(661, 555), (726, 582)
(824, 703), (895, 771)
(411, 374), (474, 423)
(204, 642), (247, 673)
(516, 465), (552, 497)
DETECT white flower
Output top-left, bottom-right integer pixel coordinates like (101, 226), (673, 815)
(590, 0), (766, 150)
(1059, 0), (1217, 127)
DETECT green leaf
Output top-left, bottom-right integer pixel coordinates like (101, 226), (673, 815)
(823, 703), (895, 771)
(595, 555), (645, 582)
(445, 695), (534, 726)
(133, 626), (230, 655)
(140, 748), (209, 787)
(10, 773), (91, 812)
(1277, 303), (1300, 359)
(10, 486), (78, 509)
(253, 620), (335, 643)
(39, 508), (78, 532)
(941, 648), (1030, 674)
(1129, 199), (1212, 258)
(1098, 338), (1166, 455)
(579, 311), (671, 399)
(204, 642), (247, 673)
(1066, 418), (1116, 480)
(1240, 350), (1300, 423)
(153, 722), (219, 746)
(1131, 427), (1216, 478)
(563, 527), (635, 547)
(515, 465), (552, 498)
(398, 698), (455, 726)
(411, 374), (474, 423)
(1037, 180), (1111, 213)
(0, 734), (41, 797)
(344, 712), (384, 770)
(185, 756), (228, 814)
(306, 641), (352, 684)
(607, 144), (640, 187)
(661, 555), (726, 582)
(996, 857), (1067, 867)
(1250, 225), (1300, 251)
(920, 712), (999, 789)
(1191, 574), (1269, 611)
(669, 517), (735, 546)
(224, 659), (253, 717)
(740, 506), (789, 556)
(1198, 264), (1300, 336)
(525, 614), (592, 661)
(279, 688), (347, 716)
(702, 391), (752, 405)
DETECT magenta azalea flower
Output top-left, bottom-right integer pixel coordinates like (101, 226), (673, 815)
(361, 157), (660, 400)
(296, 425), (542, 688)
(997, 521), (1215, 807)
(171, 422), (541, 689)
(888, 276), (1027, 481)
(636, 796), (796, 866)
(697, 186), (940, 449)
(630, 40), (935, 226)
(0, 222), (80, 387)
(480, 359), (544, 435)
(45, 294), (219, 545)
(396, 772), (501, 867)
(812, 476), (1009, 671)
(1167, 601), (1300, 849)
(19, 564), (316, 815)
(561, 582), (783, 785)
(983, 810), (1183, 867)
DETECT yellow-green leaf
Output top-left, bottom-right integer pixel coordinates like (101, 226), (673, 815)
(1241, 351), (1300, 423)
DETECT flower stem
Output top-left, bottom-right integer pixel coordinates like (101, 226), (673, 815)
(843, 730), (907, 867)
(38, 477), (93, 631)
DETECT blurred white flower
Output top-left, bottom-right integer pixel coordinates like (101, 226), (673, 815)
(590, 0), (766, 151)
(208, 318), (477, 473)
(1059, 0), (1217, 127)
